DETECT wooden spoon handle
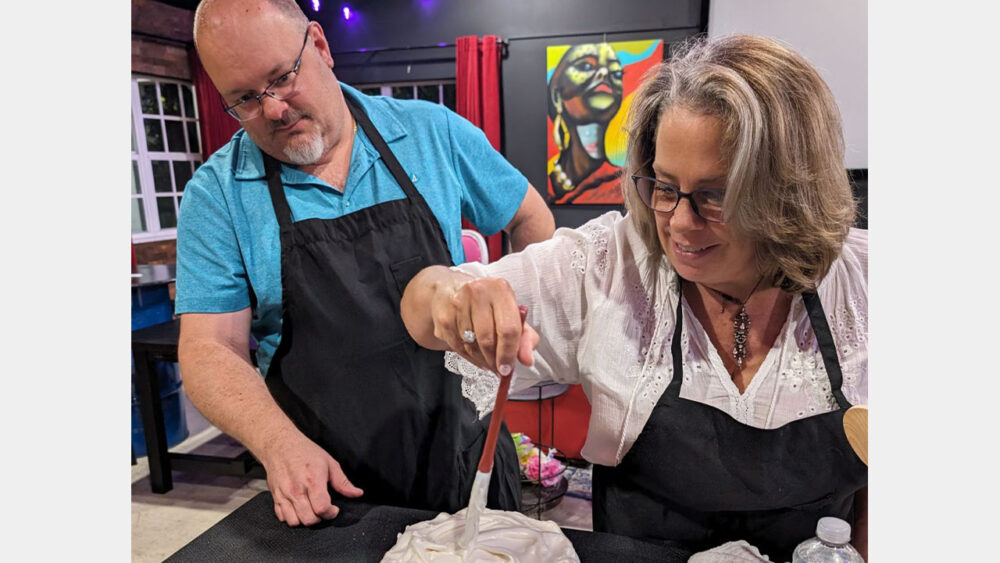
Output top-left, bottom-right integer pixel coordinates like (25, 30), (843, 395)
(843, 404), (868, 466)
(475, 306), (528, 474)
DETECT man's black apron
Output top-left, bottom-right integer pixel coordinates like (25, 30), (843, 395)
(593, 290), (868, 561)
(259, 94), (520, 513)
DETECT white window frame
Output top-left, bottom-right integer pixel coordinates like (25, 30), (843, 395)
(355, 79), (456, 108)
(131, 75), (203, 243)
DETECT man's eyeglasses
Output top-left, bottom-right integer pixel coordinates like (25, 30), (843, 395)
(221, 28), (310, 121)
(632, 175), (727, 223)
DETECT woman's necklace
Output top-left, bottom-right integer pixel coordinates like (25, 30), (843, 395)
(702, 275), (765, 370)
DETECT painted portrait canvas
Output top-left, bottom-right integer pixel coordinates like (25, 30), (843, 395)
(546, 39), (664, 205)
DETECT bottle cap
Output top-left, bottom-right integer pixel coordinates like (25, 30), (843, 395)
(816, 516), (851, 545)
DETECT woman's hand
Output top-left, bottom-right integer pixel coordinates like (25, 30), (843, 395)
(401, 266), (539, 375)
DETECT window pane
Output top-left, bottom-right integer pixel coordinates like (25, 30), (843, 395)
(194, 160), (202, 170)
(157, 197), (177, 228)
(131, 114), (137, 152)
(173, 161), (193, 191)
(139, 81), (158, 114)
(144, 119), (164, 151)
(161, 83), (182, 116)
(165, 121), (186, 153)
(360, 87), (381, 96)
(417, 84), (439, 103)
(181, 85), (196, 118)
(152, 160), (173, 192)
(443, 83), (456, 111)
(392, 86), (414, 100)
(132, 198), (147, 233)
(187, 122), (200, 155)
(132, 161), (141, 195)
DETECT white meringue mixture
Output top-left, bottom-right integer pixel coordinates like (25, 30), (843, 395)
(381, 507), (580, 562)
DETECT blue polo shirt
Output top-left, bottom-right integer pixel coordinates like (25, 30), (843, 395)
(175, 83), (528, 376)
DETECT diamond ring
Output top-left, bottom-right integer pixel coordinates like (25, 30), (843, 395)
(461, 330), (476, 344)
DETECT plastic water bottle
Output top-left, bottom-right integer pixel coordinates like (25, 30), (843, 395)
(792, 517), (865, 562)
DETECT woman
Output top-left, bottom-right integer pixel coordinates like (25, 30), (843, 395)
(547, 42), (625, 204)
(402, 34), (867, 561)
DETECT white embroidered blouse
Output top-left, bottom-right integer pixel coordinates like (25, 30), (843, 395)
(451, 211), (868, 467)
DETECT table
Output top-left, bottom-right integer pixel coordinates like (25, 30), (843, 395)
(132, 319), (265, 493)
(166, 492), (693, 562)
(132, 263), (179, 464)
(132, 264), (177, 331)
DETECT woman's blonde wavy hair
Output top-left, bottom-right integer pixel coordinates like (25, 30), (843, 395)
(622, 34), (856, 293)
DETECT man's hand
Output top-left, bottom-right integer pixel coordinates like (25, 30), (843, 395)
(261, 429), (364, 527)
(180, 310), (364, 526)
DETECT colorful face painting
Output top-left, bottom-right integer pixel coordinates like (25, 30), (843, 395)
(546, 39), (663, 205)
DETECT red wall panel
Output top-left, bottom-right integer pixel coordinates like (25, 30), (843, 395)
(504, 383), (590, 461)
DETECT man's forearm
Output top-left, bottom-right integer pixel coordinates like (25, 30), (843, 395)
(509, 215), (555, 252)
(179, 338), (303, 464)
(505, 184), (555, 252)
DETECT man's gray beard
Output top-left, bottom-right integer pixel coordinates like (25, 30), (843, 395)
(282, 132), (326, 165)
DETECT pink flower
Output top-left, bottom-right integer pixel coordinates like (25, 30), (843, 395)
(523, 450), (565, 487)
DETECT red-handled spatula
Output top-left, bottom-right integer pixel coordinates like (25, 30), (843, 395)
(457, 305), (528, 549)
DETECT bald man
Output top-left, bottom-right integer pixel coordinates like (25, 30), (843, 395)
(175, 0), (552, 527)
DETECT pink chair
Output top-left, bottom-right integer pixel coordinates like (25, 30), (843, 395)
(461, 228), (489, 264)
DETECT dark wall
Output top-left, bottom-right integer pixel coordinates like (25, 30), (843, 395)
(304, 0), (708, 228)
(850, 170), (867, 230)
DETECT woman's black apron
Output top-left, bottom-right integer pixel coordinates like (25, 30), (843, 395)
(259, 93), (520, 513)
(593, 291), (868, 561)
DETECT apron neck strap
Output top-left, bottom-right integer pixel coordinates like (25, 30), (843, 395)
(263, 153), (292, 229)
(261, 88), (424, 230)
(801, 291), (852, 409)
(668, 296), (685, 395)
(667, 290), (851, 408)
(344, 93), (422, 202)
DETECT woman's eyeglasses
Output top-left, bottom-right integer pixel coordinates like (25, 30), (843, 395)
(632, 175), (726, 223)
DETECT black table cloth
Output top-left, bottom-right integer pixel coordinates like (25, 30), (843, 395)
(167, 491), (692, 562)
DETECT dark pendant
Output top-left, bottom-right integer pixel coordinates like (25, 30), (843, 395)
(733, 305), (750, 368)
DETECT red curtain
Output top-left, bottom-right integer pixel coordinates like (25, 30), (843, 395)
(188, 47), (241, 161)
(455, 35), (503, 262)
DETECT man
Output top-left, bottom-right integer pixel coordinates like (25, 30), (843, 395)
(176, 0), (555, 528)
